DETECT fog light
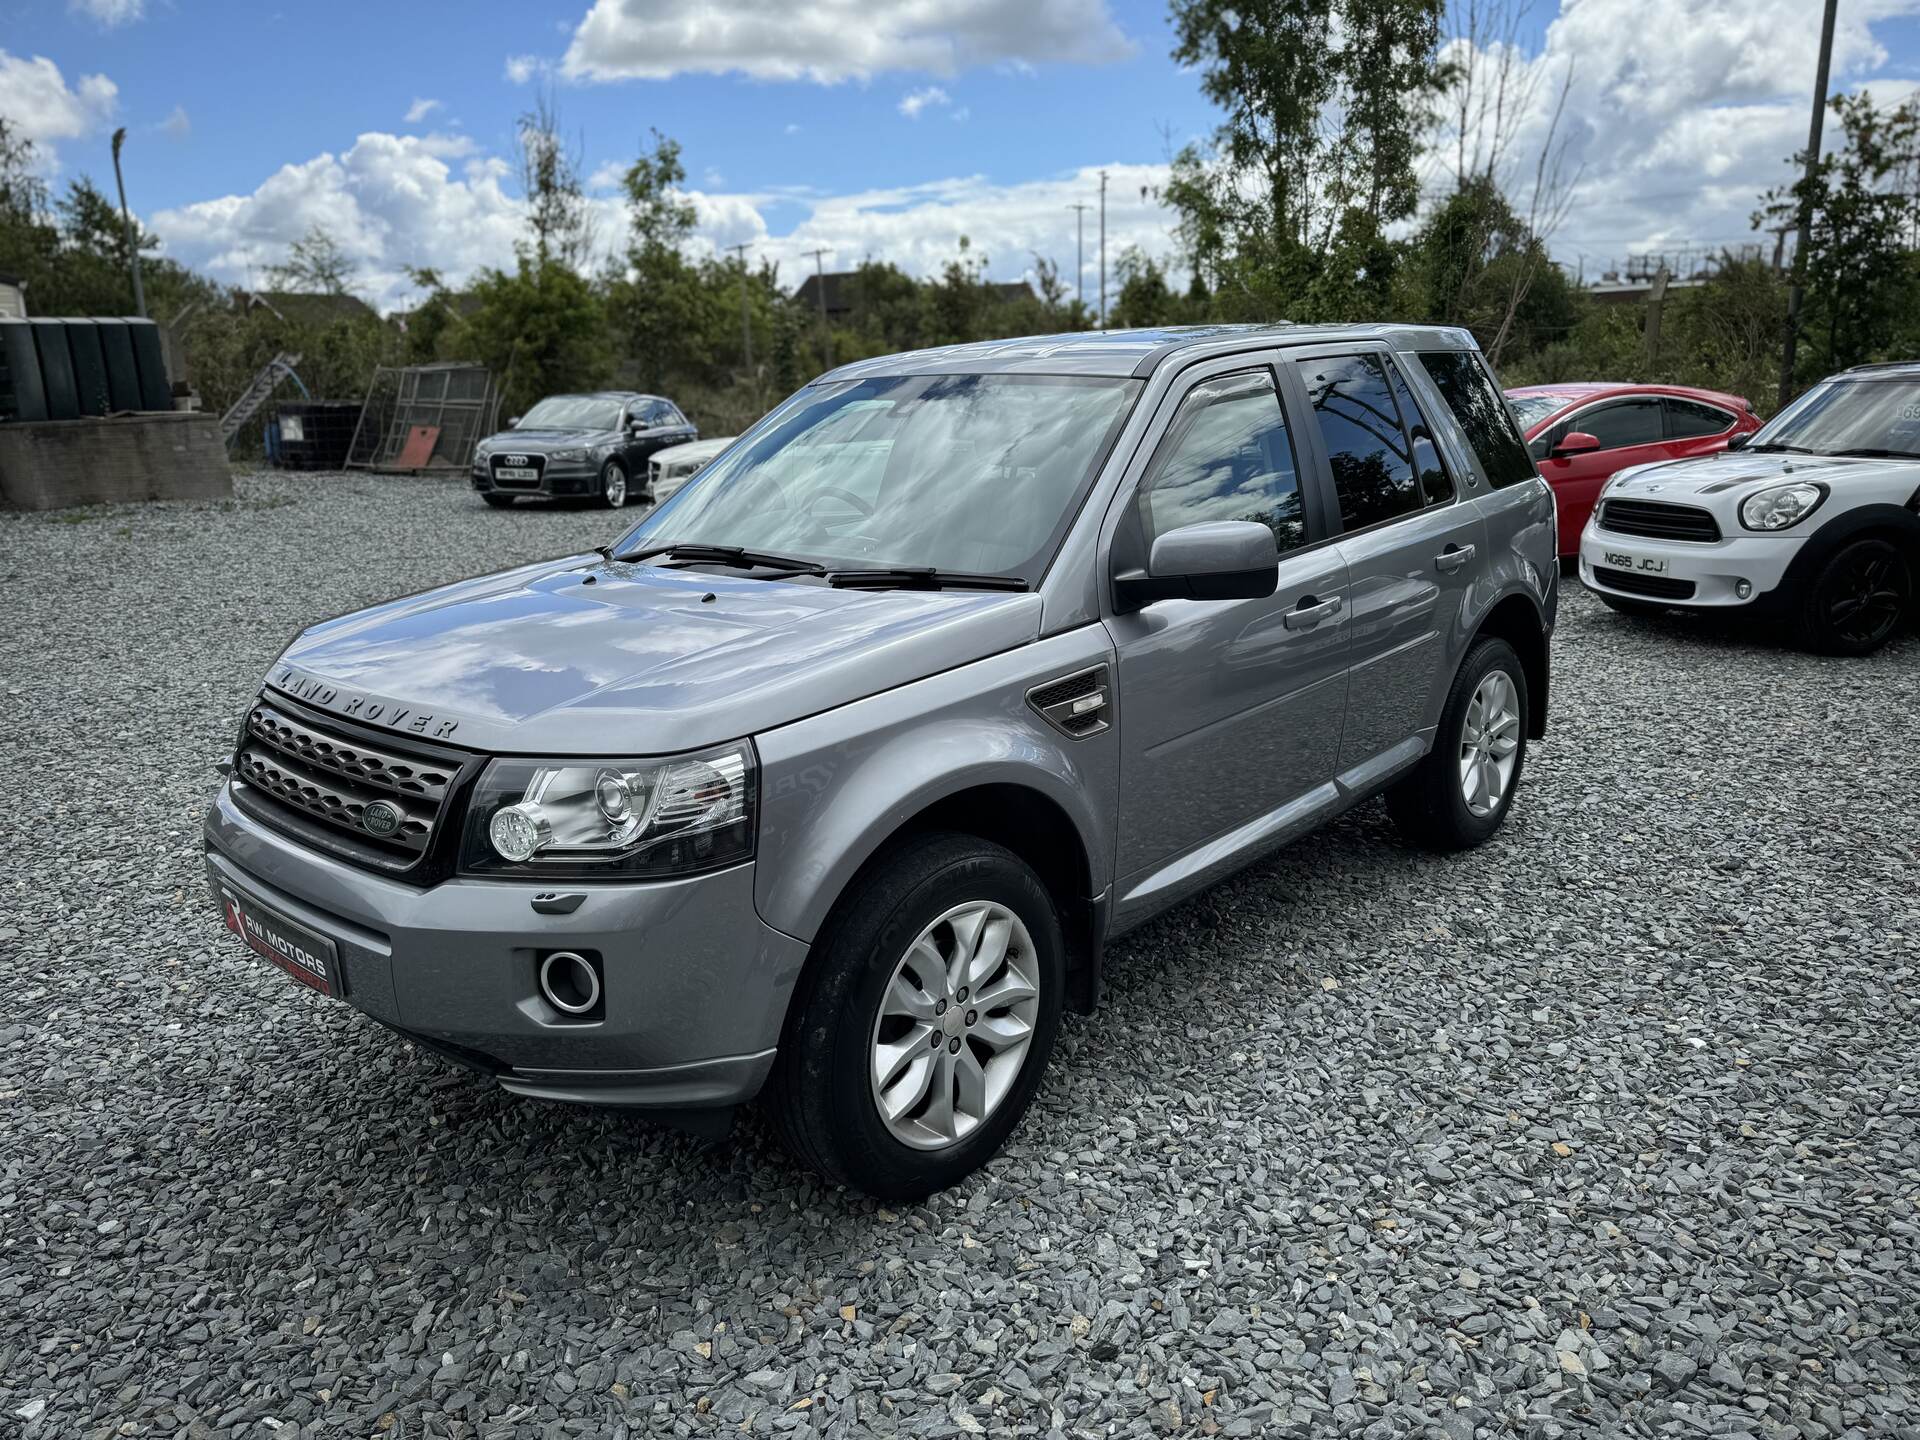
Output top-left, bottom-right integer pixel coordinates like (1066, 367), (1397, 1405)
(489, 802), (551, 862)
(1734, 579), (1753, 600)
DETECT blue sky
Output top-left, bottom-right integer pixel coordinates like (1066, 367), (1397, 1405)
(6, 0), (1919, 312)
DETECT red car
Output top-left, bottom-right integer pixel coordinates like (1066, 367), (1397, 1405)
(1504, 383), (1762, 557)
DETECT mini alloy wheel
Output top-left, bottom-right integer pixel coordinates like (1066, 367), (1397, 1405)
(1459, 669), (1521, 818)
(868, 901), (1040, 1150)
(1807, 538), (1911, 655)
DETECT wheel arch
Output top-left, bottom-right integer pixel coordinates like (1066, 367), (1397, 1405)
(1467, 588), (1551, 738)
(1779, 503), (1920, 593)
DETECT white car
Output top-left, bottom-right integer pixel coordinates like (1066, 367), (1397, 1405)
(1578, 363), (1920, 655)
(646, 436), (734, 505)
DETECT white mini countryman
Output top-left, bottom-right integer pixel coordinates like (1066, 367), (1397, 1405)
(1579, 362), (1920, 655)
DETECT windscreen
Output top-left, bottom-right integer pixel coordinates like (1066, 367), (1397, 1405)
(1506, 393), (1571, 431)
(619, 373), (1141, 581)
(520, 397), (624, 431)
(1751, 379), (1920, 457)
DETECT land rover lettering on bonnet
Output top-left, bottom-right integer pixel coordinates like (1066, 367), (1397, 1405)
(208, 323), (1556, 1197)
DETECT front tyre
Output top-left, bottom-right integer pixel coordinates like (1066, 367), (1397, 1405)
(768, 833), (1064, 1200)
(1798, 537), (1912, 656)
(598, 459), (630, 509)
(1387, 637), (1528, 852)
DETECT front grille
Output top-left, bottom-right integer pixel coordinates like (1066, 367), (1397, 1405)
(232, 699), (472, 877)
(1599, 498), (1721, 543)
(490, 453), (546, 490)
(1593, 567), (1697, 600)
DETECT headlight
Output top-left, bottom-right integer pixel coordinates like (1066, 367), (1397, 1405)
(1739, 481), (1827, 531)
(550, 448), (586, 463)
(462, 741), (755, 878)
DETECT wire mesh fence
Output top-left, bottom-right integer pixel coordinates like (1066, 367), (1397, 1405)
(345, 363), (500, 473)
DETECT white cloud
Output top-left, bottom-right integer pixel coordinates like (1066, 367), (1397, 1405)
(504, 54), (547, 85)
(558, 0), (1134, 83)
(0, 50), (119, 159)
(158, 104), (190, 140)
(1428, 0), (1920, 271)
(150, 132), (525, 312)
(784, 123), (802, 136)
(899, 86), (951, 120)
(68, 0), (143, 27)
(403, 97), (443, 124)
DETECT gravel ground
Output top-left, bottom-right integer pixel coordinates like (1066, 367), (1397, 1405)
(2, 470), (1918, 1440)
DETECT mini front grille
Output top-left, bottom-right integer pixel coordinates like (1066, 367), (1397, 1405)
(1594, 567), (1697, 600)
(232, 699), (472, 876)
(1599, 498), (1721, 543)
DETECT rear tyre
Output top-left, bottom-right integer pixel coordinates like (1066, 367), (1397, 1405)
(1797, 537), (1912, 656)
(767, 833), (1064, 1200)
(1596, 594), (1662, 618)
(1387, 637), (1528, 853)
(598, 459), (630, 509)
(481, 493), (515, 509)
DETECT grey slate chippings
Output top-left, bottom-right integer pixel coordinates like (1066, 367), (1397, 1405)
(1, 471), (1917, 1439)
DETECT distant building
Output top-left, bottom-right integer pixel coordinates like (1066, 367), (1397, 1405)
(794, 270), (1035, 320)
(236, 290), (381, 326)
(0, 272), (25, 319)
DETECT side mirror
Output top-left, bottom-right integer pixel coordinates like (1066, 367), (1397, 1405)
(1725, 431), (1751, 452)
(505, 416), (520, 429)
(1552, 431), (1600, 457)
(1113, 520), (1278, 613)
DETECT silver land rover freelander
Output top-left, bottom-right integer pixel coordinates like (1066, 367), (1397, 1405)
(206, 324), (1556, 1198)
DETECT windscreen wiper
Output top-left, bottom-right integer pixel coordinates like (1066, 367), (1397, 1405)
(825, 567), (1030, 592)
(609, 542), (827, 576)
(1743, 442), (1817, 454)
(1826, 446), (1920, 460)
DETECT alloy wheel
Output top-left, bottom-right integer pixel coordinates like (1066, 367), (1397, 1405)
(1827, 546), (1909, 648)
(1459, 669), (1520, 819)
(869, 901), (1040, 1151)
(603, 462), (628, 508)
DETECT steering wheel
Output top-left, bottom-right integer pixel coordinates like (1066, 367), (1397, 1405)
(806, 485), (874, 518)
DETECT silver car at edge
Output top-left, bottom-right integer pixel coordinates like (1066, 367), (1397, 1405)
(205, 323), (1557, 1198)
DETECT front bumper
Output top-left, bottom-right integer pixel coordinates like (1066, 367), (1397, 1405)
(204, 783), (806, 1108)
(1577, 520), (1802, 609)
(470, 460), (601, 498)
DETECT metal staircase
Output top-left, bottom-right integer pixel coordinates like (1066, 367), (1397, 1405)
(220, 352), (303, 444)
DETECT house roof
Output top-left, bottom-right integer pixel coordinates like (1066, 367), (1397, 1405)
(239, 290), (380, 326)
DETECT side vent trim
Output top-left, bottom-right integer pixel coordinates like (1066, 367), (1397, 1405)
(1027, 664), (1112, 739)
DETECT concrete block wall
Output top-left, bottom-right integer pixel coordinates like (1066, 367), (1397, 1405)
(0, 413), (233, 511)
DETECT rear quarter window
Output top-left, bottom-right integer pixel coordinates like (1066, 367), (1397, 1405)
(1415, 351), (1538, 491)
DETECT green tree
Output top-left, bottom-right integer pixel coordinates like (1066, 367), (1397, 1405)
(613, 130), (701, 390)
(1164, 0), (1447, 316)
(266, 224), (357, 295)
(461, 258), (610, 420)
(1759, 91), (1920, 380)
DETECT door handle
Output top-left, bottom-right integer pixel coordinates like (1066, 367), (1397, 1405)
(1435, 543), (1476, 573)
(1282, 595), (1343, 630)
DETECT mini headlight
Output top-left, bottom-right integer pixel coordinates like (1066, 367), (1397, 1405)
(1740, 481), (1827, 531)
(464, 742), (755, 878)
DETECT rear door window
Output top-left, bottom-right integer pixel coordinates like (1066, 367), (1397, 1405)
(1665, 398), (1734, 439)
(1415, 350), (1537, 490)
(1384, 359), (1455, 506)
(1301, 353), (1423, 531)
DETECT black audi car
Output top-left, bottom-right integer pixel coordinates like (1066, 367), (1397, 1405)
(471, 392), (698, 509)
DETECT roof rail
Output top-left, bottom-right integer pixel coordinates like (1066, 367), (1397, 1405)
(1841, 359), (1920, 373)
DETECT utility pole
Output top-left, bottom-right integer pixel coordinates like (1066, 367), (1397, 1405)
(1097, 170), (1108, 328)
(804, 246), (833, 368)
(1778, 0), (1839, 410)
(725, 242), (753, 372)
(109, 128), (146, 318)
(1067, 202), (1090, 318)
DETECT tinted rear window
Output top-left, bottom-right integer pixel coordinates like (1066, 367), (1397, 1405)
(1416, 351), (1537, 490)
